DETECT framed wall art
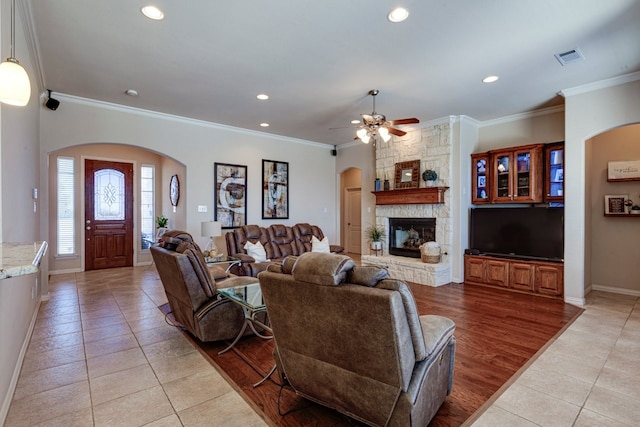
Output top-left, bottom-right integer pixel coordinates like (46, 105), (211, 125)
(214, 163), (247, 228)
(394, 160), (420, 189)
(262, 159), (289, 219)
(607, 160), (640, 181)
(604, 194), (629, 215)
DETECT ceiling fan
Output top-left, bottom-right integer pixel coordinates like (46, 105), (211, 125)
(356, 89), (419, 144)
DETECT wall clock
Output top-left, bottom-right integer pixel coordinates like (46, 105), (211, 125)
(170, 174), (180, 207)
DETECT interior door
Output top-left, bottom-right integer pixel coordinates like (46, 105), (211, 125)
(345, 188), (362, 254)
(85, 159), (134, 270)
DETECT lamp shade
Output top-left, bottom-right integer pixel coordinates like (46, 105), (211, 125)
(0, 59), (31, 106)
(378, 127), (391, 142)
(356, 128), (371, 144)
(201, 221), (222, 238)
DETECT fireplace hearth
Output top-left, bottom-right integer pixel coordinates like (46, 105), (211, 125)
(389, 217), (436, 258)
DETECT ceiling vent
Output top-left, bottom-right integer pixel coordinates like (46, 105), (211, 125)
(554, 48), (585, 66)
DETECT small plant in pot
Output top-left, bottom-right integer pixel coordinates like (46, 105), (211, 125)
(365, 225), (385, 252)
(422, 169), (438, 186)
(156, 215), (168, 228)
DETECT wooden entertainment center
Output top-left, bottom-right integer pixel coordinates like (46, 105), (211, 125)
(466, 141), (565, 298)
(464, 254), (563, 297)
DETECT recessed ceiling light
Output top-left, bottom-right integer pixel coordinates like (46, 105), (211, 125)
(482, 75), (499, 83)
(125, 89), (138, 96)
(257, 94), (269, 100)
(260, 123), (270, 127)
(350, 119), (360, 124)
(388, 7), (409, 23)
(141, 6), (164, 20)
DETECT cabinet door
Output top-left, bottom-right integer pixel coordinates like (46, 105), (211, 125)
(510, 262), (535, 291)
(544, 142), (564, 203)
(512, 145), (543, 202)
(486, 259), (509, 287)
(490, 149), (513, 203)
(464, 256), (485, 283)
(535, 264), (563, 296)
(471, 153), (491, 204)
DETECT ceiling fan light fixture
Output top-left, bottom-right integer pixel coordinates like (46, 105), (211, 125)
(0, 0), (31, 106)
(356, 128), (370, 144)
(388, 7), (409, 23)
(378, 127), (391, 142)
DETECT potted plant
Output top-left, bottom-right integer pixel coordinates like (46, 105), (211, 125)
(156, 215), (168, 228)
(422, 169), (438, 186)
(365, 225), (385, 252)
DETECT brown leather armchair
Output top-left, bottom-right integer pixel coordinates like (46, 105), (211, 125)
(151, 230), (256, 342)
(259, 253), (456, 426)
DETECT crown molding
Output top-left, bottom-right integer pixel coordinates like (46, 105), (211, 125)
(559, 71), (640, 98)
(52, 93), (329, 149)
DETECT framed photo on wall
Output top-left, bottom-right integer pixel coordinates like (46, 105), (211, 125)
(604, 194), (629, 215)
(214, 163), (247, 228)
(262, 159), (289, 219)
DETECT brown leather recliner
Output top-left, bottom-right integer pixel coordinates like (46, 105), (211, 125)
(151, 230), (256, 342)
(259, 252), (456, 427)
(225, 223), (344, 277)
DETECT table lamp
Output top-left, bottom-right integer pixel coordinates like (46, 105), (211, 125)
(201, 221), (222, 257)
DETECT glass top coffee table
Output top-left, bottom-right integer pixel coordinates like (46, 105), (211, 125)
(217, 282), (272, 354)
(217, 281), (276, 386)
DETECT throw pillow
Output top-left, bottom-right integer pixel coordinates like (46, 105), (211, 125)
(244, 241), (268, 263)
(311, 236), (330, 253)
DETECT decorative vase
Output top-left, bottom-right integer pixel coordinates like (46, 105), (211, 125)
(374, 178), (381, 191)
(426, 180), (436, 187)
(383, 179), (390, 191)
(371, 241), (382, 250)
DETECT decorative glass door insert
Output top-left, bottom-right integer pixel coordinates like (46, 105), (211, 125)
(94, 169), (125, 220)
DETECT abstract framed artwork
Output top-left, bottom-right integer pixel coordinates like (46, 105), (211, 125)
(262, 159), (289, 219)
(214, 163), (247, 228)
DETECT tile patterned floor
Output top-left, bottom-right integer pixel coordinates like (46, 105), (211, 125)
(5, 266), (640, 426)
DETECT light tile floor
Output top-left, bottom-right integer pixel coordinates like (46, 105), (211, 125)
(5, 267), (639, 426)
(471, 290), (640, 427)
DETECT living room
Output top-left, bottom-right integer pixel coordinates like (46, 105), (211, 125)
(1, 0), (640, 425)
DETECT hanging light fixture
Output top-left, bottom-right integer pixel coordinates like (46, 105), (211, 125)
(0, 0), (31, 106)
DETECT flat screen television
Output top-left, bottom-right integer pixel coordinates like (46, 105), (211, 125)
(469, 207), (564, 262)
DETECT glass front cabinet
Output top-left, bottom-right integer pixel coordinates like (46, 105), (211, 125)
(471, 152), (490, 204)
(489, 144), (544, 203)
(544, 142), (564, 202)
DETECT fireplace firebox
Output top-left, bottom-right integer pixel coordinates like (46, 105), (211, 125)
(389, 218), (436, 258)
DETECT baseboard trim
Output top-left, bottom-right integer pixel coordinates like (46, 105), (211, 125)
(591, 284), (640, 297)
(0, 299), (41, 426)
(49, 268), (83, 275)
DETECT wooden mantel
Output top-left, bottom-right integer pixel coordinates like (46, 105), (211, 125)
(372, 187), (449, 205)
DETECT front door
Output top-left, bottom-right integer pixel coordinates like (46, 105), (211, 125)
(85, 159), (134, 270)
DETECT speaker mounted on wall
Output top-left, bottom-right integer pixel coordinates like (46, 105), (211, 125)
(44, 89), (60, 111)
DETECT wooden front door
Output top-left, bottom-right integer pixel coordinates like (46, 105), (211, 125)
(85, 159), (134, 270)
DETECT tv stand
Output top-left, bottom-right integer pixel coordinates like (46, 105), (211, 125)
(464, 254), (563, 297)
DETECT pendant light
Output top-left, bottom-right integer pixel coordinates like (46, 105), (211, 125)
(0, 0), (31, 106)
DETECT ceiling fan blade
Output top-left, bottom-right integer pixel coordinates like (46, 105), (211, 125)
(390, 118), (419, 125)
(386, 127), (407, 137)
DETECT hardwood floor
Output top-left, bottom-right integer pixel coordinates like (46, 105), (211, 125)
(183, 282), (583, 426)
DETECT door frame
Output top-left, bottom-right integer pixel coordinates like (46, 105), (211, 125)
(81, 155), (139, 271)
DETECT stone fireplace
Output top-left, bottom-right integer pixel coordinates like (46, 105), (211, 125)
(361, 121), (453, 287)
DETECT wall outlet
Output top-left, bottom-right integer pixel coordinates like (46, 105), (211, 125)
(197, 205), (207, 212)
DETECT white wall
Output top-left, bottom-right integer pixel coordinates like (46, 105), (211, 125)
(39, 96), (339, 266)
(563, 76), (640, 305)
(0, 0), (45, 421)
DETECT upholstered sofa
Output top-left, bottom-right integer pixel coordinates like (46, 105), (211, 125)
(151, 230), (258, 342)
(225, 223), (343, 276)
(259, 252), (456, 427)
